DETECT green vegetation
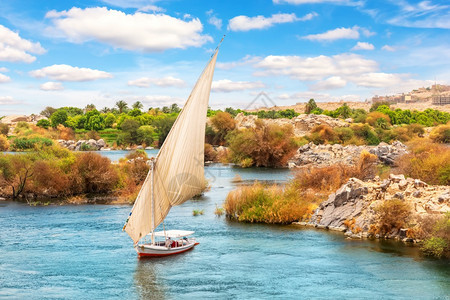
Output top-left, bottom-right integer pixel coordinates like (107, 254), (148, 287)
(226, 120), (298, 167)
(224, 151), (377, 223)
(193, 209), (204, 216)
(0, 146), (150, 202)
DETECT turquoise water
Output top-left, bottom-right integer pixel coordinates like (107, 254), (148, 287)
(0, 154), (449, 299)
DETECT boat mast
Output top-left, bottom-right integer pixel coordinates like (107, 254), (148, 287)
(151, 158), (155, 245)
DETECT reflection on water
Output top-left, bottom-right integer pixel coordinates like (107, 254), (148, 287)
(134, 260), (166, 300)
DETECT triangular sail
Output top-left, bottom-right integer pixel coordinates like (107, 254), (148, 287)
(125, 51), (218, 243)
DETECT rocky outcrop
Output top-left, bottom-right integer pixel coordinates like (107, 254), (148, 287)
(289, 141), (408, 168)
(234, 113), (349, 136)
(296, 175), (450, 241)
(57, 139), (109, 151)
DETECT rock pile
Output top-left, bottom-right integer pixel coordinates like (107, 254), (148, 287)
(288, 141), (408, 168)
(57, 139), (108, 151)
(234, 113), (349, 136)
(295, 174), (450, 241)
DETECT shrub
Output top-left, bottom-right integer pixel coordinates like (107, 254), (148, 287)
(374, 199), (411, 236)
(305, 99), (318, 114)
(50, 109), (68, 127)
(226, 120), (298, 167)
(370, 101), (390, 112)
(14, 121), (30, 134)
(397, 138), (450, 185)
(210, 112), (236, 145)
(0, 123), (9, 135)
(204, 143), (217, 162)
(71, 152), (119, 193)
(0, 135), (9, 151)
(429, 123), (450, 143)
(36, 119), (51, 129)
(86, 130), (100, 140)
(193, 209), (204, 216)
(422, 237), (448, 258)
(214, 205), (224, 216)
(366, 112), (391, 128)
(350, 123), (380, 145)
(32, 161), (71, 196)
(224, 182), (316, 224)
(57, 124), (75, 140)
(11, 137), (53, 151)
(308, 124), (338, 144)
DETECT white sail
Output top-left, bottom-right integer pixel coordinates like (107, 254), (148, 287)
(124, 51), (218, 243)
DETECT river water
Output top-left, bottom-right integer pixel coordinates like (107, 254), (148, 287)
(0, 151), (449, 299)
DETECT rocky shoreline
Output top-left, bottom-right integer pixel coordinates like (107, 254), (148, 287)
(293, 174), (450, 243)
(56, 138), (154, 151)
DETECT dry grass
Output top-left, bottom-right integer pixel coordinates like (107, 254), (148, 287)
(371, 199), (411, 236)
(396, 138), (450, 185)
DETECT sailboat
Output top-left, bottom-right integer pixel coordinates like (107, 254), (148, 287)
(122, 41), (221, 258)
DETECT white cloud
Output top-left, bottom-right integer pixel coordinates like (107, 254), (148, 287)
(45, 7), (212, 52)
(349, 72), (404, 88)
(302, 26), (359, 41)
(254, 54), (378, 81)
(0, 67), (9, 72)
(310, 76), (347, 90)
(30, 64), (113, 82)
(382, 45), (396, 51)
(277, 91), (361, 102)
(138, 5), (165, 12)
(133, 95), (184, 106)
(128, 76), (185, 88)
(352, 42), (375, 50)
(0, 25), (46, 63)
(388, 1), (450, 29)
(40, 81), (64, 91)
(0, 73), (11, 83)
(0, 96), (19, 105)
(208, 16), (223, 30)
(217, 55), (261, 70)
(228, 13), (314, 31)
(212, 79), (266, 93)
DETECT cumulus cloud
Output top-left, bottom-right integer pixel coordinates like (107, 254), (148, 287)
(228, 12), (315, 31)
(128, 76), (185, 88)
(302, 26), (360, 41)
(254, 54), (378, 81)
(135, 95), (184, 106)
(277, 91), (361, 102)
(310, 76), (347, 90)
(0, 73), (11, 83)
(217, 55), (261, 70)
(212, 79), (266, 92)
(351, 42), (375, 50)
(30, 64), (113, 82)
(0, 96), (19, 105)
(45, 7), (212, 52)
(382, 45), (396, 51)
(40, 81), (64, 91)
(0, 25), (46, 63)
(206, 10), (223, 29)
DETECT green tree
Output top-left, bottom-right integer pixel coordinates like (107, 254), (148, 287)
(104, 113), (116, 128)
(132, 101), (144, 110)
(305, 99), (318, 114)
(337, 103), (351, 119)
(116, 100), (128, 113)
(170, 103), (181, 113)
(128, 108), (142, 117)
(85, 104), (96, 112)
(137, 125), (155, 145)
(153, 115), (176, 146)
(50, 109), (68, 128)
(36, 119), (51, 129)
(40, 106), (57, 118)
(119, 119), (140, 145)
(84, 110), (105, 131)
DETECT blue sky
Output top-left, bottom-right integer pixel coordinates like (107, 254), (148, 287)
(0, 0), (449, 114)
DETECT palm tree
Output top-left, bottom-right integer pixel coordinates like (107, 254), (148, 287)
(85, 104), (96, 112)
(132, 101), (144, 110)
(116, 100), (128, 114)
(100, 107), (110, 113)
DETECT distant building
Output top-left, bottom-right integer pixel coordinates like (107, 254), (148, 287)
(432, 95), (450, 105)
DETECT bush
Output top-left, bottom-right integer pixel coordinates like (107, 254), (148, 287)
(204, 143), (217, 162)
(429, 123), (450, 143)
(422, 237), (448, 258)
(32, 161), (70, 196)
(50, 109), (68, 128)
(0, 123), (9, 135)
(370, 101), (390, 112)
(397, 138), (450, 185)
(350, 124), (380, 145)
(11, 137), (53, 150)
(366, 112), (391, 128)
(71, 152), (119, 193)
(137, 125), (155, 145)
(374, 199), (411, 236)
(226, 120), (298, 167)
(308, 124), (338, 144)
(0, 135), (9, 151)
(210, 112), (236, 145)
(36, 119), (51, 129)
